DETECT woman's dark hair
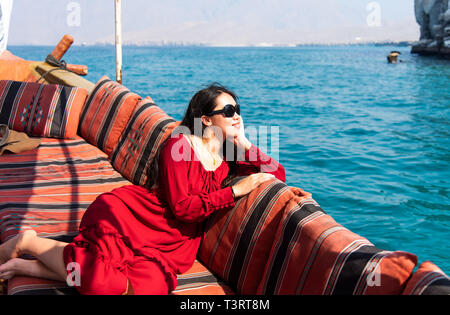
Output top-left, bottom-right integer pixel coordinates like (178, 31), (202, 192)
(145, 82), (239, 190)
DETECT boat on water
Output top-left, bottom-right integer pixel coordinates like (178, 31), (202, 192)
(1, 1), (449, 297)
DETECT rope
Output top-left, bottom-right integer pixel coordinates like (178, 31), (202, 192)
(35, 54), (79, 83)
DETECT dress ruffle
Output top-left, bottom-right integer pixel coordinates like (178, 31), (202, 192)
(64, 223), (178, 295)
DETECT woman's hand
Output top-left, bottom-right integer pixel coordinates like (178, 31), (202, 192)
(233, 116), (252, 152)
(231, 172), (276, 198)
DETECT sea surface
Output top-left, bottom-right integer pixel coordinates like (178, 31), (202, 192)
(10, 45), (450, 274)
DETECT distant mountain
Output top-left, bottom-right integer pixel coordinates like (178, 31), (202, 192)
(96, 19), (419, 47)
(8, 0), (419, 46)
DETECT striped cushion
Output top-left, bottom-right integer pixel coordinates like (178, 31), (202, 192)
(258, 199), (417, 295)
(199, 178), (418, 295)
(7, 277), (79, 295)
(402, 261), (450, 295)
(7, 260), (234, 295)
(109, 97), (179, 186)
(78, 76), (141, 156)
(199, 179), (303, 294)
(0, 136), (131, 242)
(172, 260), (235, 295)
(0, 80), (87, 138)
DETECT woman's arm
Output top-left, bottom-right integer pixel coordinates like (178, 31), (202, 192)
(235, 144), (286, 182)
(159, 136), (235, 223)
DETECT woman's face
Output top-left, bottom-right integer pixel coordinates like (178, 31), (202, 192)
(202, 92), (241, 141)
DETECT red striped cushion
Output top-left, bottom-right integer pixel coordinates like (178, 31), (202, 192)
(172, 260), (235, 295)
(109, 97), (179, 186)
(199, 178), (418, 295)
(7, 277), (77, 295)
(0, 136), (131, 242)
(0, 80), (87, 138)
(402, 261), (450, 295)
(7, 260), (234, 295)
(258, 200), (417, 295)
(78, 76), (141, 156)
(199, 179), (304, 294)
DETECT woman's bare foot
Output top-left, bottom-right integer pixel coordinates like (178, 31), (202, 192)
(0, 258), (22, 280)
(0, 230), (37, 264)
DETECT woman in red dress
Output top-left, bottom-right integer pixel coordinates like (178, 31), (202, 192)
(0, 83), (285, 294)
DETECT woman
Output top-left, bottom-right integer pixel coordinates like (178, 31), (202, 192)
(0, 83), (285, 294)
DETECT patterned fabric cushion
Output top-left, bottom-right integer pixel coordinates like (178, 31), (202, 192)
(109, 97), (179, 186)
(199, 179), (306, 294)
(0, 80), (87, 138)
(0, 136), (131, 242)
(78, 76), (141, 156)
(402, 261), (450, 295)
(199, 178), (419, 295)
(172, 260), (235, 295)
(258, 197), (418, 295)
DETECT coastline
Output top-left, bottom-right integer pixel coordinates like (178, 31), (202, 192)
(7, 41), (416, 49)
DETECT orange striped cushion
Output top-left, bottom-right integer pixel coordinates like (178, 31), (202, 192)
(0, 80), (87, 138)
(0, 136), (131, 242)
(199, 179), (303, 294)
(7, 277), (77, 295)
(172, 260), (235, 295)
(7, 260), (234, 295)
(78, 76), (141, 156)
(109, 97), (179, 186)
(258, 201), (417, 295)
(402, 261), (450, 295)
(199, 178), (418, 295)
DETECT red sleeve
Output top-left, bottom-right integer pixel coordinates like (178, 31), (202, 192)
(159, 136), (235, 223)
(235, 144), (286, 182)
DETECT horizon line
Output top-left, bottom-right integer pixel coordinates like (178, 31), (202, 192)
(8, 40), (416, 48)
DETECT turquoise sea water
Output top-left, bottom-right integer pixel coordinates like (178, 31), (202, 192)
(10, 45), (450, 274)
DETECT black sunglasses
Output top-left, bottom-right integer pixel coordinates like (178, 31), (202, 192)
(206, 104), (240, 118)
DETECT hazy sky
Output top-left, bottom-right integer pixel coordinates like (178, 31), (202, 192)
(8, 0), (420, 46)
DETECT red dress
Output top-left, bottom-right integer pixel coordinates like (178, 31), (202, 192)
(63, 134), (285, 294)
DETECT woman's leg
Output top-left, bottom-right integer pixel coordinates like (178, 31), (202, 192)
(0, 258), (63, 281)
(0, 230), (67, 282)
(122, 279), (134, 295)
